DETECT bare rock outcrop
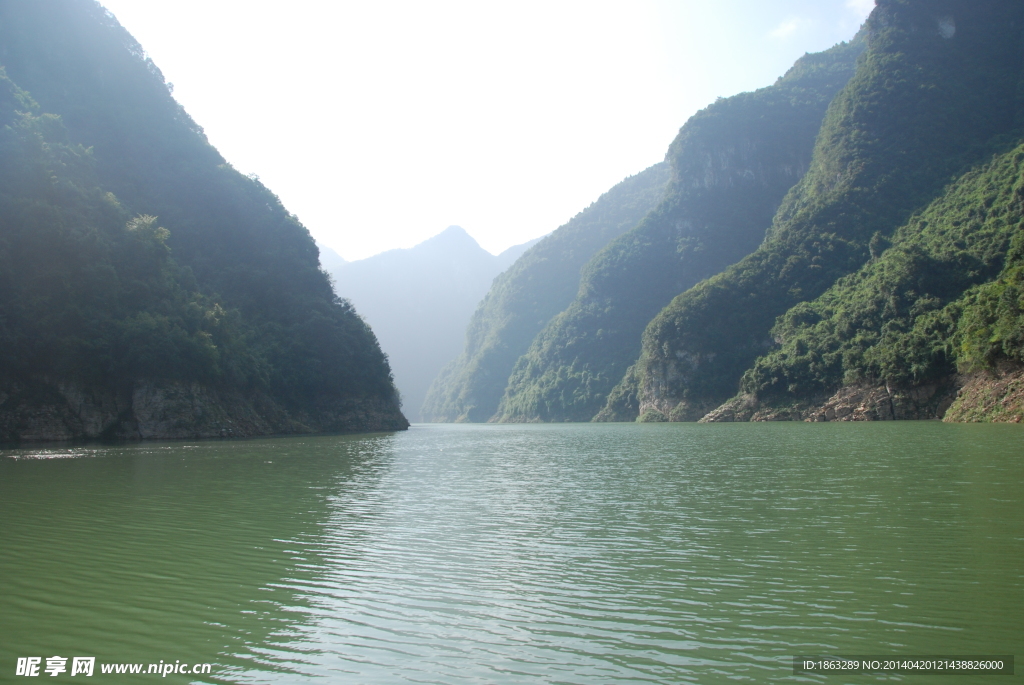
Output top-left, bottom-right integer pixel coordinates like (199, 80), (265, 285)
(800, 381), (957, 422)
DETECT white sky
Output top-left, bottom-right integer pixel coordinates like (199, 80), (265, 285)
(98, 0), (874, 260)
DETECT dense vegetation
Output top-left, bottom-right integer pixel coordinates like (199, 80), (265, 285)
(0, 1), (404, 435)
(492, 38), (865, 422)
(626, 0), (1024, 421)
(0, 72), (241, 388)
(421, 163), (670, 423)
(740, 143), (1024, 403)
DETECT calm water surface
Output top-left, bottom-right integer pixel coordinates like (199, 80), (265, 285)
(1, 422), (1021, 684)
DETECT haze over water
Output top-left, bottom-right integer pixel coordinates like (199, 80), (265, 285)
(1, 423), (1021, 683)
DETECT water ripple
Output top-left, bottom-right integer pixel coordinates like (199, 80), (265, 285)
(1, 423), (1022, 684)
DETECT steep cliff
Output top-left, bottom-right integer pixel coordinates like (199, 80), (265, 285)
(628, 0), (1024, 422)
(492, 37), (865, 423)
(0, 2), (406, 441)
(421, 163), (670, 423)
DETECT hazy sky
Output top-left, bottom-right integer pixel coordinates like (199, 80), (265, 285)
(99, 0), (874, 260)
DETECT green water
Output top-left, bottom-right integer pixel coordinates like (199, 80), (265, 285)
(1, 422), (1021, 683)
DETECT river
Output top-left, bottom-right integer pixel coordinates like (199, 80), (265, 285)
(1, 422), (1021, 683)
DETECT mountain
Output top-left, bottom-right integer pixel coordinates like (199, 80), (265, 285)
(491, 37), (865, 423)
(421, 163), (671, 422)
(626, 0), (1024, 422)
(706, 133), (1024, 422)
(316, 241), (348, 274)
(0, 1), (406, 440)
(327, 227), (541, 421)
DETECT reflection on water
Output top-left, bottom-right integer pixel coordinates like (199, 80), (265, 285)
(1, 423), (1021, 684)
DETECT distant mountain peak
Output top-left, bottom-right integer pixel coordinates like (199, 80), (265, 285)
(437, 224), (472, 238)
(416, 225), (484, 253)
(323, 225), (551, 421)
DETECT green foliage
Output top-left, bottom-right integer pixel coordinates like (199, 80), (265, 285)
(421, 163), (671, 422)
(592, 363), (641, 422)
(636, 409), (667, 423)
(0, 3), (400, 416)
(954, 254), (1024, 369)
(629, 0), (1024, 417)
(740, 144), (1024, 400)
(495, 36), (866, 423)
(0, 84), (251, 388)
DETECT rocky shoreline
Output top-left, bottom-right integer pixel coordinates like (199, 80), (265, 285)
(0, 378), (409, 443)
(697, 364), (1023, 424)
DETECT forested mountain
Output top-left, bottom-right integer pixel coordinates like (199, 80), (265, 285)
(626, 0), (1024, 423)
(705, 141), (1024, 422)
(421, 163), (671, 422)
(0, 1), (406, 440)
(491, 37), (864, 422)
(327, 226), (540, 421)
(5, 0), (1019, 436)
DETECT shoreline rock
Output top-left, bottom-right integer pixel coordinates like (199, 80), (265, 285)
(0, 378), (408, 444)
(699, 364), (1024, 423)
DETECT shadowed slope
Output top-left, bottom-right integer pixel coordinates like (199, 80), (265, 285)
(494, 37), (865, 423)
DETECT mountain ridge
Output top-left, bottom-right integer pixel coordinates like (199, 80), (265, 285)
(491, 35), (866, 423)
(421, 162), (672, 422)
(627, 0), (1024, 423)
(328, 226), (542, 421)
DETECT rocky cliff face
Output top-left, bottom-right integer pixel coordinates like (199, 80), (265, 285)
(633, 347), (742, 422)
(0, 378), (408, 443)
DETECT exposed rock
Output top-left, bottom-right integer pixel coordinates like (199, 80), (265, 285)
(0, 377), (407, 443)
(698, 395), (759, 423)
(633, 351), (725, 422)
(57, 382), (127, 436)
(129, 382), (285, 439)
(944, 364), (1024, 423)
(701, 379), (958, 422)
(802, 381), (957, 422)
